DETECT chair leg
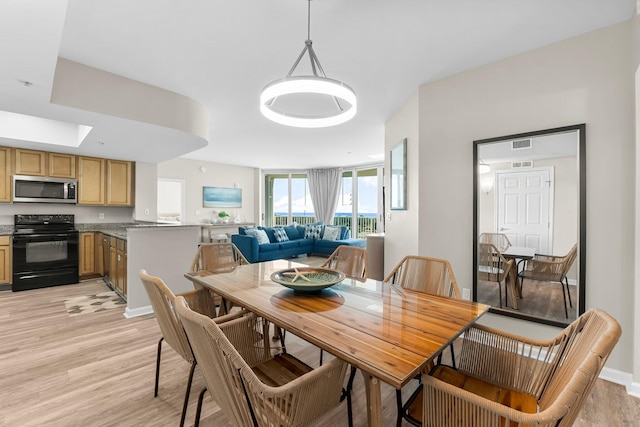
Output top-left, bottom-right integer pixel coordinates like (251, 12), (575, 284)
(565, 277), (573, 308)
(497, 280), (503, 308)
(395, 388), (404, 427)
(559, 280), (568, 319)
(343, 366), (356, 427)
(180, 361), (197, 427)
(154, 337), (164, 397)
(319, 349), (324, 366)
(194, 387), (207, 427)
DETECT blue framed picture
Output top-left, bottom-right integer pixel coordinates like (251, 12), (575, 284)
(203, 186), (242, 208)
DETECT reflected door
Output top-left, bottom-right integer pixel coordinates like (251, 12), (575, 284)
(497, 168), (552, 253)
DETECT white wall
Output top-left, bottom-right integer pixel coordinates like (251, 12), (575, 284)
(632, 5), (640, 395)
(157, 158), (257, 225)
(384, 90), (420, 275)
(133, 161), (158, 222)
(387, 21), (634, 376)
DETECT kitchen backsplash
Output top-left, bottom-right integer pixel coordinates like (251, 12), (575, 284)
(0, 204), (135, 225)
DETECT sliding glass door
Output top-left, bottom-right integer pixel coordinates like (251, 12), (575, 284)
(264, 173), (316, 226)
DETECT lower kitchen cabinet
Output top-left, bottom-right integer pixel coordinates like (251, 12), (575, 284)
(79, 232), (96, 277)
(107, 236), (127, 297)
(0, 236), (11, 284)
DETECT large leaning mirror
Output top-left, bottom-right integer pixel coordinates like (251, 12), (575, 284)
(473, 124), (585, 327)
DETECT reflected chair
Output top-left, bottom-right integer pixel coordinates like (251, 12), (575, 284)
(412, 308), (620, 427)
(517, 243), (578, 318)
(139, 269), (246, 427)
(385, 256), (461, 427)
(321, 245), (369, 282)
(479, 232), (512, 253)
(477, 243), (513, 308)
(189, 242), (249, 314)
(174, 296), (353, 427)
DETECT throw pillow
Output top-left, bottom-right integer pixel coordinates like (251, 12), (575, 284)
(322, 225), (341, 241)
(273, 227), (289, 242)
(245, 228), (270, 244)
(304, 223), (324, 240)
(284, 224), (300, 240)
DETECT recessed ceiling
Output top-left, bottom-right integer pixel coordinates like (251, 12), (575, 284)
(0, 0), (634, 169)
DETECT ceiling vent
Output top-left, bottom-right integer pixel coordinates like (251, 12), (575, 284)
(512, 160), (533, 169)
(512, 139), (532, 150)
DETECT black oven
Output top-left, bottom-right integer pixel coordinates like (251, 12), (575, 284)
(12, 214), (79, 291)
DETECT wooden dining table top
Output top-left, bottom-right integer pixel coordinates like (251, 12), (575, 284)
(185, 259), (490, 389)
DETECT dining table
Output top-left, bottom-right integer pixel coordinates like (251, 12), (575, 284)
(185, 259), (490, 427)
(502, 246), (537, 309)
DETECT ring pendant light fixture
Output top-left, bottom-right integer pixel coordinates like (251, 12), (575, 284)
(260, 0), (357, 128)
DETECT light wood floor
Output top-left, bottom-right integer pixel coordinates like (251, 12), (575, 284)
(1, 268), (638, 426)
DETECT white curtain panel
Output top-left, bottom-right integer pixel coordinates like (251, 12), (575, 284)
(307, 168), (343, 225)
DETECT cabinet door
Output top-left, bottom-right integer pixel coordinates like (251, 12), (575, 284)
(95, 233), (105, 276)
(109, 244), (118, 290)
(106, 160), (133, 206)
(77, 156), (105, 205)
(15, 149), (46, 176)
(49, 153), (76, 178)
(79, 232), (95, 276)
(0, 147), (11, 202)
(117, 248), (126, 296)
(0, 236), (11, 284)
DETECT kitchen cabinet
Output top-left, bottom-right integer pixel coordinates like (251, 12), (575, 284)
(107, 236), (127, 297)
(79, 232), (96, 277)
(49, 153), (76, 178)
(0, 147), (11, 202)
(0, 236), (11, 284)
(14, 149), (46, 176)
(106, 160), (134, 206)
(77, 156), (105, 205)
(96, 233), (105, 276)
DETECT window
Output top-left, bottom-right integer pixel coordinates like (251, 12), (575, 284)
(264, 173), (316, 226)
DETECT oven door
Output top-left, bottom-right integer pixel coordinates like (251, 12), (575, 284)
(12, 232), (79, 291)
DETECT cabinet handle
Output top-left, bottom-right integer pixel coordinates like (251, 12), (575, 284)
(117, 254), (121, 261)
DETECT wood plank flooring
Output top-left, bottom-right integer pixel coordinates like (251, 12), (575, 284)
(1, 267), (638, 426)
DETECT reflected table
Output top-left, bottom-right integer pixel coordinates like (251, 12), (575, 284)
(186, 259), (489, 426)
(502, 246), (537, 309)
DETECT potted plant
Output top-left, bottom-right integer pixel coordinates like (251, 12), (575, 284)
(218, 211), (230, 223)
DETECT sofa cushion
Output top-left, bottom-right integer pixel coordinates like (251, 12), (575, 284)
(273, 227), (289, 242)
(258, 226), (277, 243)
(304, 223), (324, 240)
(322, 225), (342, 241)
(340, 226), (350, 240)
(258, 242), (280, 252)
(284, 225), (300, 240)
(245, 228), (270, 244)
(278, 241), (299, 251)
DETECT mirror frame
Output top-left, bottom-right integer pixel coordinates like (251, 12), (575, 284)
(472, 124), (586, 327)
(390, 138), (407, 210)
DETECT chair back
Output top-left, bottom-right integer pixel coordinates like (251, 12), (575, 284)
(175, 296), (262, 427)
(524, 243), (578, 281)
(321, 245), (369, 281)
(560, 243), (578, 276)
(479, 232), (512, 252)
(384, 255), (460, 298)
(190, 243), (248, 275)
(478, 243), (512, 282)
(539, 309), (621, 426)
(139, 269), (193, 363)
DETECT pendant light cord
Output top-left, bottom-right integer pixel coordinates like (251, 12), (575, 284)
(307, 0), (311, 41)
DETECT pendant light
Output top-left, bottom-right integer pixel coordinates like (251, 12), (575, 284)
(260, 0), (357, 128)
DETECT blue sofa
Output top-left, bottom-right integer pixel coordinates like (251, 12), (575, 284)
(231, 224), (365, 263)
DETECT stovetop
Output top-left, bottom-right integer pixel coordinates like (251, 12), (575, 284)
(14, 214), (76, 234)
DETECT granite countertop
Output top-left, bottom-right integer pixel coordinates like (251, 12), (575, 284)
(0, 222), (198, 238)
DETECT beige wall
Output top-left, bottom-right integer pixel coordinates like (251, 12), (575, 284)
(133, 161), (158, 222)
(633, 6), (640, 393)
(157, 158), (257, 225)
(384, 90), (420, 275)
(387, 21), (635, 376)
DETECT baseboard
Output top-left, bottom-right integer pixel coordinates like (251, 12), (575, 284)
(124, 305), (153, 318)
(599, 367), (640, 398)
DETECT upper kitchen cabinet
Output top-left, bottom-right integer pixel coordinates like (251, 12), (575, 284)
(77, 156), (105, 205)
(106, 160), (134, 206)
(0, 147), (11, 202)
(14, 149), (46, 176)
(48, 153), (76, 178)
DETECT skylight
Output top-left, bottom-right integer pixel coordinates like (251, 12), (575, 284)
(0, 111), (92, 147)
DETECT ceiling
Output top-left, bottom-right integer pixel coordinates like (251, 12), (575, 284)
(0, 0), (634, 169)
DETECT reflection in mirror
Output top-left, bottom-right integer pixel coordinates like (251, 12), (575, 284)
(473, 124), (585, 327)
(390, 139), (407, 210)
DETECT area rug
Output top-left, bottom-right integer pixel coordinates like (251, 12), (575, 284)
(64, 291), (126, 316)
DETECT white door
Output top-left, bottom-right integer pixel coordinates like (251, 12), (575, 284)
(496, 168), (553, 253)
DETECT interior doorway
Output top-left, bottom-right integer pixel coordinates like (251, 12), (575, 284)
(157, 178), (185, 223)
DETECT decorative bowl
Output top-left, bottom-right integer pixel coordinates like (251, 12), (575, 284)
(270, 267), (345, 292)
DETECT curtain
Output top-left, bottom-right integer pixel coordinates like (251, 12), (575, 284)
(307, 168), (343, 225)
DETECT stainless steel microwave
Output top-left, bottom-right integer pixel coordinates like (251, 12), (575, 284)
(13, 175), (77, 204)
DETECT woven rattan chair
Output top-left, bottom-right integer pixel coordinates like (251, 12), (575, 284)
(406, 308), (621, 427)
(174, 295), (353, 427)
(386, 256), (462, 426)
(477, 243), (514, 308)
(189, 242), (249, 314)
(479, 232), (512, 253)
(139, 269), (245, 427)
(321, 245), (369, 282)
(517, 244), (578, 318)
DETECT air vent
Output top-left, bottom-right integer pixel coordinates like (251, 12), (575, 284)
(512, 139), (532, 150)
(512, 161), (533, 168)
